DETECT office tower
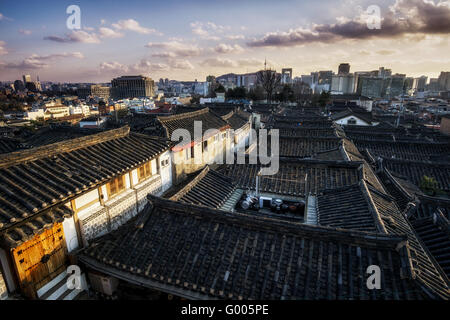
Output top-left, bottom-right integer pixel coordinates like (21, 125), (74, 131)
(14, 80), (25, 91)
(23, 74), (31, 84)
(338, 63), (350, 75)
(281, 68), (293, 84)
(438, 72), (450, 91)
(111, 75), (155, 100)
(331, 74), (355, 94)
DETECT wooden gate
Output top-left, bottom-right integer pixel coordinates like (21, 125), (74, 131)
(11, 222), (68, 299)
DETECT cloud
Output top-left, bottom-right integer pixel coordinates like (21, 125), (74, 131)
(99, 58), (189, 74)
(98, 27), (124, 38)
(0, 41), (7, 55)
(226, 34), (245, 40)
(202, 57), (264, 68)
(145, 41), (202, 57)
(236, 58), (264, 67)
(18, 29), (32, 35)
(0, 13), (12, 21)
(247, 0), (450, 47)
(1, 52), (84, 70)
(190, 21), (230, 40)
(151, 52), (177, 58)
(134, 59), (170, 72)
(168, 59), (194, 70)
(213, 43), (244, 54)
(202, 58), (237, 68)
(100, 61), (129, 73)
(377, 49), (397, 55)
(44, 30), (101, 43)
(112, 19), (160, 35)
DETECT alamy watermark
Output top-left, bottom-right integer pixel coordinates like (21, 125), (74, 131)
(366, 265), (381, 290)
(66, 265), (82, 290)
(66, 5), (81, 30)
(171, 121), (279, 176)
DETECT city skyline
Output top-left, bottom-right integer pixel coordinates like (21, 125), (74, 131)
(0, 0), (449, 82)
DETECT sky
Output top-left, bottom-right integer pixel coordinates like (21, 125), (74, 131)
(0, 0), (449, 83)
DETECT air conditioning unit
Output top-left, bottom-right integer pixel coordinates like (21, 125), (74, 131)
(88, 272), (119, 296)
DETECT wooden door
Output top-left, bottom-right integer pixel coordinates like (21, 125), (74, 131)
(11, 222), (68, 299)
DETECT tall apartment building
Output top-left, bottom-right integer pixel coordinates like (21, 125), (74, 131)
(385, 76), (405, 98)
(331, 74), (355, 94)
(413, 76), (428, 92)
(281, 68), (293, 84)
(356, 77), (384, 98)
(111, 75), (155, 100)
(338, 63), (350, 75)
(318, 71), (333, 85)
(438, 72), (450, 91)
(22, 74), (31, 84)
(91, 85), (111, 101)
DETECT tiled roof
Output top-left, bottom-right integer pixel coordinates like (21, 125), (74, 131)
(277, 137), (342, 158)
(410, 211), (450, 278)
(271, 119), (334, 129)
(0, 126), (171, 237)
(367, 186), (449, 297)
(317, 182), (384, 233)
(379, 158), (450, 193)
(331, 109), (374, 124)
(169, 166), (236, 209)
(0, 126), (105, 154)
(353, 140), (450, 161)
(278, 126), (346, 139)
(23, 126), (104, 148)
(78, 195), (444, 300)
(157, 108), (230, 139)
(0, 204), (73, 248)
(217, 159), (363, 197)
(0, 137), (21, 154)
(221, 110), (251, 131)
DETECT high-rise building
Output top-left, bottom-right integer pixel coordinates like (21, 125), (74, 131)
(331, 74), (355, 94)
(23, 74), (31, 84)
(300, 75), (313, 86)
(338, 63), (350, 75)
(318, 71), (333, 85)
(413, 76), (428, 92)
(356, 77), (384, 98)
(438, 72), (450, 91)
(378, 67), (392, 79)
(111, 75), (155, 100)
(281, 68), (293, 84)
(385, 76), (405, 98)
(14, 80), (25, 91)
(91, 85), (111, 101)
(404, 77), (414, 92)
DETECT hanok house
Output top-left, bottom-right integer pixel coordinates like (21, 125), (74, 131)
(331, 108), (378, 126)
(0, 126), (172, 299)
(220, 109), (252, 152)
(77, 195), (449, 300)
(159, 161), (450, 299)
(157, 108), (232, 183)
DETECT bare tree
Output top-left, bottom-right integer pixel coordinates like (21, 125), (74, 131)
(256, 69), (281, 104)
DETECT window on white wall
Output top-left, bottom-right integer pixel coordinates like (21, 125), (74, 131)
(347, 118), (357, 125)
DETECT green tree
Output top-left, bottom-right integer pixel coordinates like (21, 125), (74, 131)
(419, 175), (440, 196)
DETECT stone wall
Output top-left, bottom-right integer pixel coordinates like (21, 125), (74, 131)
(79, 175), (163, 244)
(0, 269), (7, 300)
